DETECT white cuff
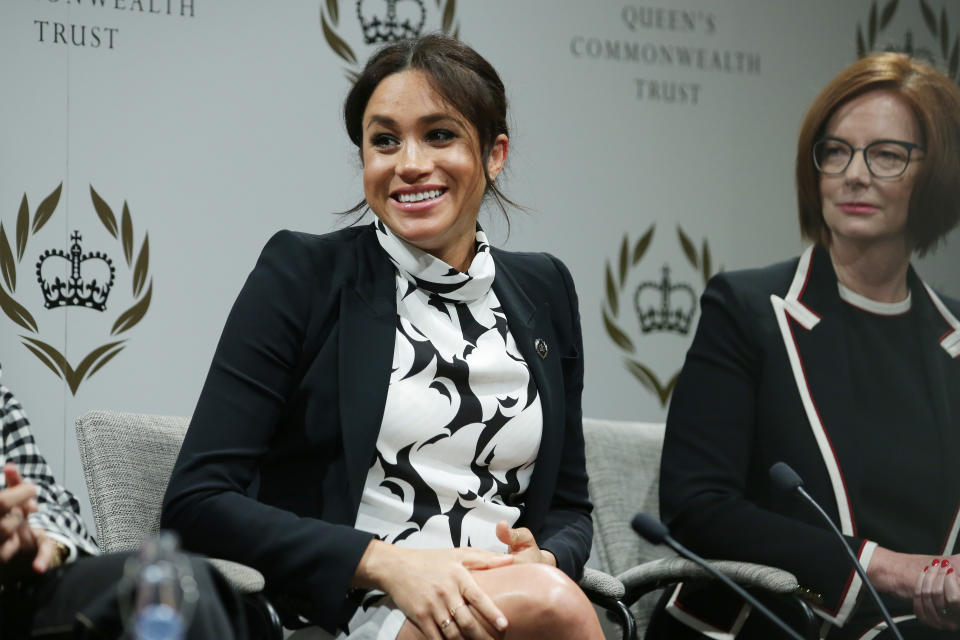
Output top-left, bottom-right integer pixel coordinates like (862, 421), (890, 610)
(812, 540), (878, 628)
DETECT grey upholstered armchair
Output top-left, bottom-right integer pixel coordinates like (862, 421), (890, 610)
(74, 410), (283, 638)
(74, 410), (632, 639)
(582, 418), (818, 639)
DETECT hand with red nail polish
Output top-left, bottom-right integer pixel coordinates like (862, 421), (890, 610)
(914, 553), (960, 631)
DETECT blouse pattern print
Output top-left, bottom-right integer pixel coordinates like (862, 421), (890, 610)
(353, 221), (543, 555)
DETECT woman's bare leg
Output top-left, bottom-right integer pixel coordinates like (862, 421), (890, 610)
(397, 563), (603, 640)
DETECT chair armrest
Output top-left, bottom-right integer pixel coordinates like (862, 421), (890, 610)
(206, 559), (285, 639)
(580, 567), (626, 601)
(618, 557), (799, 605)
(580, 568), (636, 639)
(206, 558), (266, 594)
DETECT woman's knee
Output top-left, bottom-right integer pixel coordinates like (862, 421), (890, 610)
(481, 564), (599, 636)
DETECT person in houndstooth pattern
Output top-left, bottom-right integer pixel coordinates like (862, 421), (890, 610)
(0, 366), (98, 570)
(0, 364), (252, 639)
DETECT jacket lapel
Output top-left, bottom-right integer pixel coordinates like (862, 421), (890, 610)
(491, 260), (563, 525)
(771, 246), (859, 535)
(913, 275), (960, 553)
(773, 246), (960, 543)
(922, 279), (960, 359)
(911, 271), (956, 441)
(338, 231), (397, 511)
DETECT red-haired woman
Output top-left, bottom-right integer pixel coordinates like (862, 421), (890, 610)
(650, 52), (960, 640)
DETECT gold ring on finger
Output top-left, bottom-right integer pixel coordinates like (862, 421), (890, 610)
(440, 618), (452, 630)
(449, 603), (465, 618)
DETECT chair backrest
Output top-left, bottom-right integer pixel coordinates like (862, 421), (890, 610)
(583, 418), (670, 576)
(75, 410), (190, 554)
(583, 418), (671, 631)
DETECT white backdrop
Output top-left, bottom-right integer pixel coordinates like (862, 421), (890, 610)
(1, 0), (958, 528)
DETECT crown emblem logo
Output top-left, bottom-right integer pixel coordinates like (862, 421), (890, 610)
(356, 0), (425, 45)
(602, 225), (719, 407)
(855, 1), (960, 85)
(36, 231), (115, 311)
(321, 0), (458, 82)
(633, 265), (696, 335)
(1, 184), (153, 395)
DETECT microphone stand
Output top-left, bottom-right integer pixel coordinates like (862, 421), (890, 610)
(769, 462), (904, 640)
(632, 513), (806, 640)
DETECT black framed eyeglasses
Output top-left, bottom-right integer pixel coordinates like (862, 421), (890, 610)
(812, 136), (924, 178)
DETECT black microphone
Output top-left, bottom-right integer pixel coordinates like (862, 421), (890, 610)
(631, 512), (670, 544)
(769, 462), (904, 640)
(631, 513), (805, 640)
(769, 461), (804, 493)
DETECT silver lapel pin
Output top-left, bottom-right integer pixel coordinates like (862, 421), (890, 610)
(535, 338), (548, 359)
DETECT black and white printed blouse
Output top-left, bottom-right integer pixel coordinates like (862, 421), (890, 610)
(353, 221), (544, 553)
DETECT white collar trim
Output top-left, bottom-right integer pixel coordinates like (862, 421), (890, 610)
(837, 282), (911, 315)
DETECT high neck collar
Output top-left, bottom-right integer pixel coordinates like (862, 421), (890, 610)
(826, 240), (911, 304)
(837, 281), (912, 315)
(373, 220), (496, 303)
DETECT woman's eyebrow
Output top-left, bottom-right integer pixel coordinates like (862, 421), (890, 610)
(418, 113), (459, 126)
(364, 113), (461, 131)
(365, 115), (397, 130)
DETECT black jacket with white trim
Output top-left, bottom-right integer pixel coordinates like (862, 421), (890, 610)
(657, 245), (960, 639)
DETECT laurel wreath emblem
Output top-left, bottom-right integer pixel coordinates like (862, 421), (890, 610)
(856, 0), (960, 82)
(0, 184), (152, 395)
(602, 224), (716, 408)
(321, 0), (460, 81)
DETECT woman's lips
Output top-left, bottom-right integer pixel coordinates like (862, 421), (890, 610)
(390, 187), (447, 211)
(838, 202), (878, 215)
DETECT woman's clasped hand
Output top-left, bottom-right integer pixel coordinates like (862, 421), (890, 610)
(915, 556), (960, 631)
(871, 548), (960, 631)
(353, 521), (583, 639)
(494, 521), (556, 567)
(0, 462), (63, 577)
(355, 541), (513, 639)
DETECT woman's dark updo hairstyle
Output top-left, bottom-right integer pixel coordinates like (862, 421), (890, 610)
(343, 33), (516, 216)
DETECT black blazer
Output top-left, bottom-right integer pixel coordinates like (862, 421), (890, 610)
(161, 225), (592, 631)
(658, 245), (960, 638)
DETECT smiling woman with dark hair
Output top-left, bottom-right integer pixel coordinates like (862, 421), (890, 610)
(648, 52), (960, 640)
(161, 34), (603, 640)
